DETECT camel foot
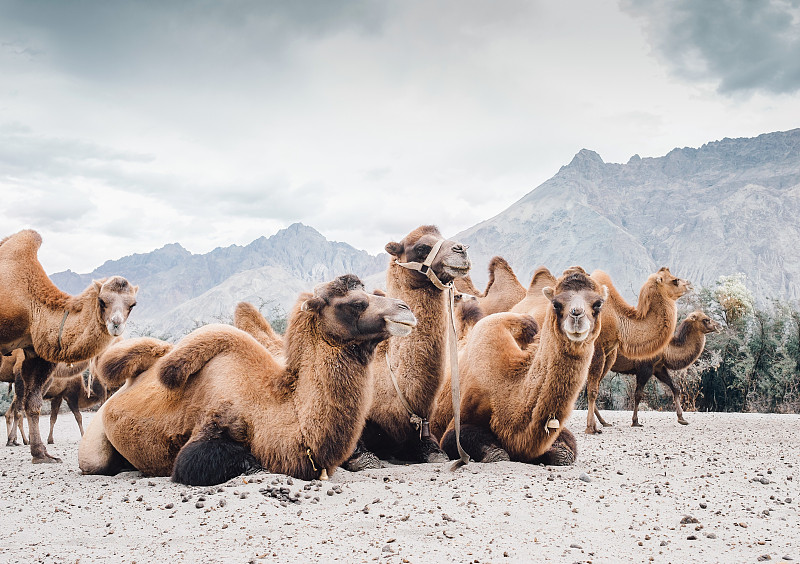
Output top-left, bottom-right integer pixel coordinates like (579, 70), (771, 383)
(678, 418), (689, 425)
(601, 421), (613, 428)
(631, 422), (643, 427)
(342, 450), (382, 472)
(6, 440), (19, 446)
(47, 438), (54, 445)
(481, 446), (510, 463)
(584, 427), (601, 435)
(32, 454), (62, 464)
(426, 450), (449, 464)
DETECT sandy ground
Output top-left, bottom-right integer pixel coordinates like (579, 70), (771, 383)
(1, 410), (797, 564)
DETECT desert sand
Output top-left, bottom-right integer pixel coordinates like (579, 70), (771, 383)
(1, 410), (797, 563)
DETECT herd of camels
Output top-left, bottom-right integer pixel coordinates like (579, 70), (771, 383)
(0, 226), (720, 486)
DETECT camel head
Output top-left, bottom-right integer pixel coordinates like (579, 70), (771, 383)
(302, 274), (417, 344)
(385, 225), (471, 287)
(684, 311), (722, 334)
(651, 267), (691, 301)
(453, 292), (484, 331)
(92, 276), (138, 337)
(542, 272), (607, 343)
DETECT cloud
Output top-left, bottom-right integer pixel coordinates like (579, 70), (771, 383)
(621, 0), (800, 95)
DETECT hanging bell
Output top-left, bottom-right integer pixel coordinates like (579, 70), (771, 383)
(546, 418), (560, 430)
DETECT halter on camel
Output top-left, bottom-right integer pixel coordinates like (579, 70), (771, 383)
(392, 238), (470, 470)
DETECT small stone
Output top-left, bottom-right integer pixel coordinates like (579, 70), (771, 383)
(195, 502), (204, 509)
(578, 473), (591, 483)
(757, 556), (771, 562)
(569, 544), (582, 549)
(164, 503), (174, 509)
(706, 533), (717, 539)
(382, 545), (394, 553)
(327, 490), (335, 496)
(219, 499), (227, 507)
(687, 535), (697, 540)
(700, 503), (707, 509)
(781, 555), (793, 561)
(680, 515), (699, 525)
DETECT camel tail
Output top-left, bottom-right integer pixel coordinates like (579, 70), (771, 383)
(158, 326), (243, 390)
(95, 338), (173, 388)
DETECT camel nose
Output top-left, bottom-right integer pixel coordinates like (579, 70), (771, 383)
(452, 243), (468, 253)
(570, 307), (584, 318)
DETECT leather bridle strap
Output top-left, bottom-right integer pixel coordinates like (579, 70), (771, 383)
(394, 239), (450, 291)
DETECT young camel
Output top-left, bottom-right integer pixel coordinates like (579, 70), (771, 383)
(79, 275), (417, 485)
(345, 225), (471, 470)
(437, 271), (607, 465)
(6, 361), (109, 446)
(613, 311), (720, 427)
(512, 265), (691, 434)
(0, 229), (137, 463)
(454, 256), (527, 315)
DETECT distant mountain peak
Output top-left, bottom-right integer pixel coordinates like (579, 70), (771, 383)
(561, 148), (605, 173)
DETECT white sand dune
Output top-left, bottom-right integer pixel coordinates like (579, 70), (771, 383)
(1, 410), (797, 563)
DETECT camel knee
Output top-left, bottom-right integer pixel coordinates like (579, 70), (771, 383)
(440, 424), (507, 463)
(172, 437), (261, 486)
(78, 407), (128, 475)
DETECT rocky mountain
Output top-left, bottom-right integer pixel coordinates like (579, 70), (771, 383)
(50, 223), (388, 338)
(457, 128), (800, 303)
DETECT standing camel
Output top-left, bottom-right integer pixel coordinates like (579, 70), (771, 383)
(613, 311), (720, 426)
(0, 229), (137, 463)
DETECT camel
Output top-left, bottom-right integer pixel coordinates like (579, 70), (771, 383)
(436, 270), (607, 465)
(454, 256), (527, 315)
(612, 311), (720, 427)
(233, 302), (284, 359)
(5, 360), (109, 446)
(345, 225), (471, 470)
(453, 292), (485, 348)
(0, 229), (138, 462)
(1, 350), (24, 392)
(79, 274), (417, 485)
(511, 265), (691, 434)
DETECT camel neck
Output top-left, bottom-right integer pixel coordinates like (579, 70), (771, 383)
(662, 328), (706, 370)
(31, 291), (110, 364)
(616, 289), (677, 359)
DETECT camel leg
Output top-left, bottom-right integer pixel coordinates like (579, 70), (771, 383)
(631, 367), (652, 427)
(395, 429), (449, 464)
(584, 349), (606, 434)
(654, 366), (688, 425)
(172, 427), (261, 486)
(48, 396), (62, 444)
(440, 424), (508, 463)
(5, 403), (19, 446)
(78, 400), (132, 475)
(65, 395), (85, 436)
(342, 438), (382, 472)
(531, 428), (578, 466)
(21, 356), (61, 463)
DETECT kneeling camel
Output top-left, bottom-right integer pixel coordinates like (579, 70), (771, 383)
(79, 275), (416, 485)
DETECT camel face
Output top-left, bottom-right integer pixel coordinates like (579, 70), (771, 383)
(654, 267), (691, 300)
(95, 276), (138, 337)
(688, 312), (722, 334)
(544, 274), (606, 343)
(307, 275), (417, 343)
(385, 226), (471, 285)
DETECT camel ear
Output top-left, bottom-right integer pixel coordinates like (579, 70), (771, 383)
(93, 279), (103, 292)
(132, 285), (139, 295)
(542, 286), (555, 302)
(301, 297), (325, 314)
(385, 241), (404, 257)
(372, 289), (387, 297)
(601, 285), (609, 301)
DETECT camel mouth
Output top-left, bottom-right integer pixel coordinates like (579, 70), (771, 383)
(565, 329), (591, 342)
(385, 319), (416, 337)
(106, 322), (126, 337)
(441, 264), (470, 280)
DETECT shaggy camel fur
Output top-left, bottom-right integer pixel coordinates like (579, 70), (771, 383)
(233, 302), (284, 359)
(613, 311), (720, 427)
(454, 257), (527, 315)
(6, 361), (109, 446)
(0, 229), (137, 463)
(346, 226), (471, 470)
(584, 268), (690, 434)
(79, 275), (417, 485)
(512, 265), (691, 434)
(437, 271), (607, 465)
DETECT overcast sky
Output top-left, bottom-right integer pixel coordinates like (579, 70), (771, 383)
(1, 0), (799, 274)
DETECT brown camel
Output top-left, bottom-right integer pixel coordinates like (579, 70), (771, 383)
(6, 360), (110, 446)
(345, 225), (471, 470)
(453, 292), (485, 348)
(437, 270), (607, 465)
(511, 265), (691, 434)
(233, 301), (284, 359)
(79, 275), (417, 485)
(1, 350), (24, 392)
(454, 256), (527, 315)
(0, 229), (138, 463)
(612, 311), (720, 427)
(584, 267), (691, 434)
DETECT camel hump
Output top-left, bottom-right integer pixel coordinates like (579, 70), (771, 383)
(234, 302), (270, 333)
(485, 256), (519, 292)
(528, 266), (556, 291)
(505, 313), (539, 348)
(158, 324), (246, 390)
(94, 338), (173, 388)
(0, 229), (43, 258)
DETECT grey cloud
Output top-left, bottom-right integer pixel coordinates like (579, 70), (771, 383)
(621, 0), (800, 94)
(0, 0), (387, 84)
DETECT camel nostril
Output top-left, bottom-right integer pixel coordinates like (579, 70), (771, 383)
(452, 244), (466, 253)
(570, 308), (584, 317)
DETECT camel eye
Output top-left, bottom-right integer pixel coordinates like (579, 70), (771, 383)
(592, 300), (603, 314)
(98, 298), (106, 310)
(552, 301), (563, 313)
(416, 244), (431, 256)
(129, 302), (137, 310)
(672, 279), (679, 285)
